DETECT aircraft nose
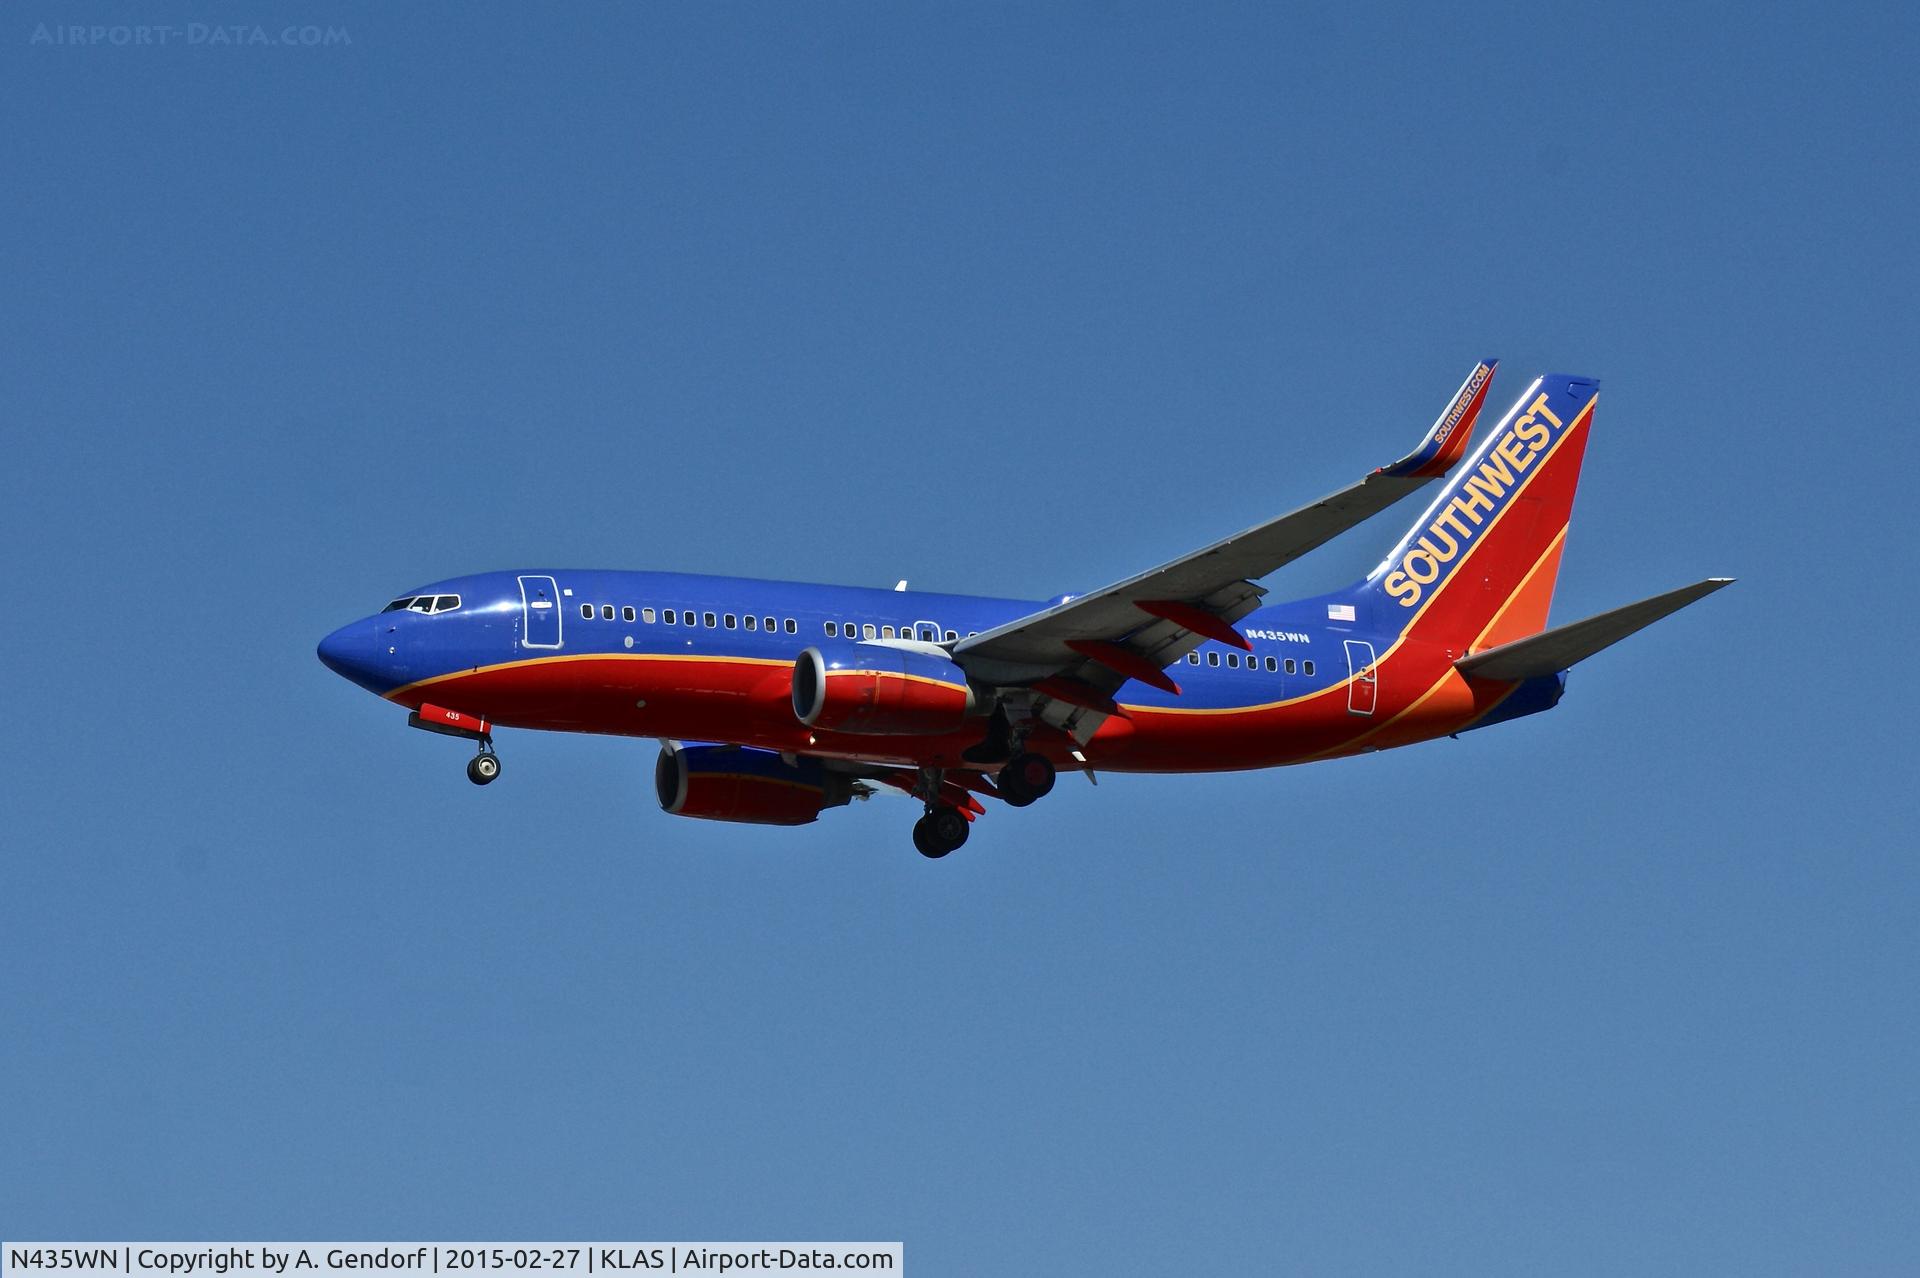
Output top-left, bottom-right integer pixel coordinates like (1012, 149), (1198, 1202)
(317, 617), (391, 693)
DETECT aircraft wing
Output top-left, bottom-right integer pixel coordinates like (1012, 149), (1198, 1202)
(951, 361), (1498, 700)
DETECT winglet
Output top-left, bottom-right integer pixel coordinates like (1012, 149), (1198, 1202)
(1456, 577), (1734, 681)
(1374, 359), (1498, 479)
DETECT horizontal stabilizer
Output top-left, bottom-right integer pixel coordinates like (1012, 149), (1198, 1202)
(1456, 578), (1734, 680)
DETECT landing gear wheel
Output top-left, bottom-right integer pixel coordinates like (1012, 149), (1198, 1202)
(996, 752), (1055, 807)
(467, 752), (501, 786)
(913, 807), (970, 858)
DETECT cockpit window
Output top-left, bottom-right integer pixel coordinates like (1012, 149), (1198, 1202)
(382, 594), (460, 614)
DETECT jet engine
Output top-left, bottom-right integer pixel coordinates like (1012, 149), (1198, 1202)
(655, 743), (856, 826)
(791, 641), (979, 735)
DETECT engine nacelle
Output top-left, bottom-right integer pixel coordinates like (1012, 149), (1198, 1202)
(791, 641), (978, 735)
(655, 743), (855, 826)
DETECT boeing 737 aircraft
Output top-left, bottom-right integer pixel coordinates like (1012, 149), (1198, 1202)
(319, 364), (1730, 857)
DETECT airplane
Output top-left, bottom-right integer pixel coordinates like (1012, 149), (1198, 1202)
(318, 364), (1731, 858)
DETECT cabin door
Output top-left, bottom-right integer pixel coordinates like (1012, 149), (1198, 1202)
(519, 575), (563, 650)
(1344, 639), (1378, 716)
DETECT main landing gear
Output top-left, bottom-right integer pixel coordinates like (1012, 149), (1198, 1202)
(995, 752), (1055, 807)
(466, 741), (501, 786)
(913, 806), (970, 859)
(906, 765), (972, 859)
(908, 752), (1054, 859)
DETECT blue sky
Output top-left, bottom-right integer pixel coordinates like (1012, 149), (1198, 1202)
(3, 2), (1915, 1272)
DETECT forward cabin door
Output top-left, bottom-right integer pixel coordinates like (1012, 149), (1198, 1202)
(1344, 639), (1378, 716)
(519, 575), (563, 650)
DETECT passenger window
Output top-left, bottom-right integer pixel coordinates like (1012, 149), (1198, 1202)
(1284, 658), (1295, 674)
(944, 629), (958, 642)
(1304, 660), (1316, 676)
(825, 622), (838, 637)
(703, 612), (717, 628)
(882, 625), (896, 638)
(724, 613), (737, 629)
(784, 619), (797, 634)
(1187, 652), (1199, 665)
(918, 627), (935, 641)
(602, 605), (615, 620)
(642, 608), (656, 623)
(862, 624), (877, 640)
(1208, 651), (1220, 667)
(580, 604), (593, 620)
(664, 609), (677, 625)
(1265, 656), (1278, 672)
(745, 615), (758, 631)
(1227, 653), (1240, 668)
(623, 606), (635, 623)
(763, 616), (776, 632)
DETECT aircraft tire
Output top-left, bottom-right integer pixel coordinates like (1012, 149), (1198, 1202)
(914, 809), (968, 858)
(467, 753), (501, 786)
(912, 815), (949, 858)
(997, 752), (1055, 806)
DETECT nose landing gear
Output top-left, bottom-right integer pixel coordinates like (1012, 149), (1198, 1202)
(466, 742), (501, 786)
(407, 703), (501, 786)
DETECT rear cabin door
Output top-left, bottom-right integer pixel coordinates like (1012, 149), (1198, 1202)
(1344, 639), (1378, 716)
(519, 575), (563, 650)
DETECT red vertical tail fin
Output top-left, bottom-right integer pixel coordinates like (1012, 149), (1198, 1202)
(1357, 374), (1599, 651)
